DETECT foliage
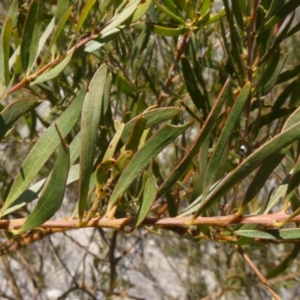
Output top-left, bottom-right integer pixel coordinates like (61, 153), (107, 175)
(1, 0), (300, 298)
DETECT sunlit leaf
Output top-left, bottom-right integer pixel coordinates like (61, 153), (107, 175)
(107, 121), (193, 211)
(13, 133), (70, 234)
(134, 167), (158, 227)
(1, 88), (85, 214)
(78, 64), (108, 221)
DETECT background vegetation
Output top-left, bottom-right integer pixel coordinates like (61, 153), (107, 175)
(1, 0), (300, 299)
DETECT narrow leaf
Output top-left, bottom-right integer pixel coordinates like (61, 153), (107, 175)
(76, 0), (96, 33)
(78, 64), (108, 220)
(14, 133), (70, 233)
(158, 79), (231, 196)
(203, 82), (251, 198)
(107, 121), (193, 211)
(20, 0), (43, 73)
(101, 0), (141, 36)
(235, 228), (300, 240)
(0, 98), (41, 141)
(134, 168), (158, 227)
(1, 88), (85, 214)
(121, 107), (182, 143)
(31, 51), (74, 85)
(187, 120), (300, 216)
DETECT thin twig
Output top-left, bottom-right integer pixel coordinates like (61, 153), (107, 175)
(235, 245), (281, 300)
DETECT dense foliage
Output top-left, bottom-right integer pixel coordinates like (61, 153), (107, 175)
(1, 0), (300, 298)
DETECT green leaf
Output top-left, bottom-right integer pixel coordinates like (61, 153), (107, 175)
(76, 0), (96, 33)
(31, 51), (74, 85)
(0, 0), (18, 91)
(125, 116), (147, 153)
(101, 0), (141, 37)
(181, 56), (207, 116)
(202, 82), (251, 199)
(256, 51), (287, 96)
(235, 228), (300, 240)
(284, 155), (300, 205)
(240, 153), (286, 211)
(31, 17), (55, 69)
(121, 107), (182, 143)
(131, 0), (152, 22)
(103, 121), (124, 160)
(132, 23), (190, 37)
(1, 88), (85, 215)
(1, 133), (81, 217)
(263, 0), (300, 31)
(134, 167), (158, 227)
(39, 5), (73, 67)
(0, 98), (41, 141)
(107, 121), (193, 211)
(55, 0), (70, 25)
(158, 79), (230, 196)
(187, 120), (300, 216)
(276, 63), (300, 85)
(20, 0), (43, 74)
(78, 64), (108, 221)
(154, 0), (186, 25)
(13, 133), (70, 234)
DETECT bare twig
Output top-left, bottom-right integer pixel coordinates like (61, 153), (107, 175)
(235, 245), (281, 300)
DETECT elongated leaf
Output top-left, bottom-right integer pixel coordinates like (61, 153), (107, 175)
(239, 153), (286, 211)
(13, 136), (70, 234)
(31, 51), (74, 85)
(76, 0), (96, 33)
(235, 228), (300, 240)
(284, 155), (300, 206)
(277, 63), (300, 85)
(202, 82), (251, 199)
(106, 121), (193, 211)
(158, 79), (230, 196)
(256, 52), (287, 96)
(263, 0), (300, 31)
(132, 23), (190, 37)
(264, 173), (290, 214)
(121, 107), (182, 143)
(0, 0), (18, 92)
(39, 5), (73, 67)
(78, 64), (108, 220)
(103, 121), (124, 160)
(2, 133), (81, 217)
(134, 168), (158, 227)
(0, 99), (41, 141)
(181, 56), (207, 115)
(101, 0), (141, 36)
(154, 0), (186, 25)
(20, 0), (43, 73)
(56, 0), (70, 24)
(188, 120), (300, 216)
(31, 17), (55, 70)
(131, 0), (152, 22)
(1, 88), (85, 214)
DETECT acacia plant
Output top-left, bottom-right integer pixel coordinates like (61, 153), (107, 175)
(1, 0), (300, 299)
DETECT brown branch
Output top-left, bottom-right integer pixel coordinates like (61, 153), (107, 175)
(235, 245), (281, 300)
(0, 212), (299, 231)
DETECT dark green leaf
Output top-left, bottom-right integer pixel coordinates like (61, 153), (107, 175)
(20, 0), (43, 73)
(0, 99), (41, 141)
